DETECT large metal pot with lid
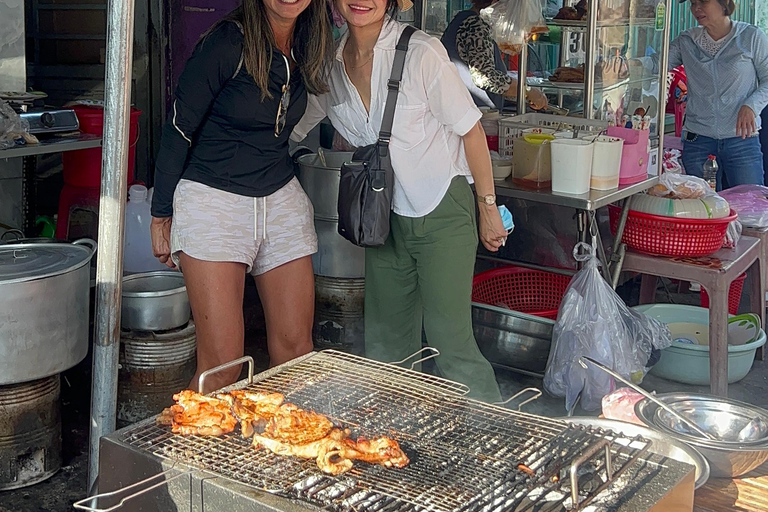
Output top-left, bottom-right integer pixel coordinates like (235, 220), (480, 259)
(0, 239), (96, 385)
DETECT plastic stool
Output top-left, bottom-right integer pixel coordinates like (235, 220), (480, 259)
(622, 236), (764, 397)
(55, 184), (100, 241)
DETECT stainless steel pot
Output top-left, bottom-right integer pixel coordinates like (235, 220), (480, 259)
(297, 152), (365, 279)
(0, 239), (96, 385)
(121, 271), (190, 332)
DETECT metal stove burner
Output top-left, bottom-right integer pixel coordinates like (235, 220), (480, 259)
(19, 108), (79, 134)
(118, 321), (197, 426)
(0, 375), (61, 490)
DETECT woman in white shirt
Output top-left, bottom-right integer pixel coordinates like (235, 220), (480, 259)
(292, 0), (504, 402)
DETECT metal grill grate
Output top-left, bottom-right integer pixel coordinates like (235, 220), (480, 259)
(120, 351), (652, 512)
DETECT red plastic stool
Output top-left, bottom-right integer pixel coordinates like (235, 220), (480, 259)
(55, 184), (100, 241)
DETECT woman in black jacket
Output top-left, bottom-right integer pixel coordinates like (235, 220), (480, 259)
(150, 0), (333, 393)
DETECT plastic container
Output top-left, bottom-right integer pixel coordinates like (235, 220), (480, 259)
(550, 139), (594, 195)
(701, 272), (747, 315)
(633, 304), (766, 385)
(124, 185), (167, 274)
(472, 266), (572, 320)
(63, 105), (142, 188)
(608, 206), (738, 257)
(589, 135), (623, 190)
(606, 126), (650, 185)
(512, 134), (554, 189)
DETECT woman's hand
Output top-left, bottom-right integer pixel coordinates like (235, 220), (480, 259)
(478, 204), (507, 252)
(737, 105), (757, 139)
(150, 216), (176, 268)
(526, 88), (548, 111)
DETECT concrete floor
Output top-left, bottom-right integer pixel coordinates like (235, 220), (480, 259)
(1, 278), (766, 511)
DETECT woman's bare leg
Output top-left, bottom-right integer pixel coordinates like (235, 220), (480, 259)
(253, 256), (315, 366)
(180, 253), (247, 394)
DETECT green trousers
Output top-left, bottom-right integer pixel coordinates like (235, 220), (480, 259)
(364, 177), (502, 403)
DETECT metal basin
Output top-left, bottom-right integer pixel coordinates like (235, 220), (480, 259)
(653, 398), (768, 444)
(121, 271), (190, 332)
(636, 393), (768, 478)
(565, 417), (710, 489)
(472, 302), (553, 377)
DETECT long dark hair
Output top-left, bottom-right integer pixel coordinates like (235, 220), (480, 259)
(224, 0), (333, 99)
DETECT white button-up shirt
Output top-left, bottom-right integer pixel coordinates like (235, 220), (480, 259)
(292, 20), (482, 218)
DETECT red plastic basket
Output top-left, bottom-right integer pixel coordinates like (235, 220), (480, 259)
(608, 206), (737, 258)
(700, 272), (747, 315)
(472, 266), (572, 320)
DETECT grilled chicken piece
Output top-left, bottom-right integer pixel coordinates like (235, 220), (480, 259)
(263, 403), (334, 444)
(157, 390), (237, 436)
(339, 436), (409, 469)
(253, 428), (354, 475)
(217, 390), (285, 437)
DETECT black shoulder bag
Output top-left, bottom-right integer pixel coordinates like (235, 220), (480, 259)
(337, 25), (417, 247)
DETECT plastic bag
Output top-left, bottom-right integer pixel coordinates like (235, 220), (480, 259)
(0, 100), (32, 150)
(719, 185), (768, 228)
(723, 218), (742, 249)
(480, 0), (548, 56)
(662, 149), (683, 174)
(543, 243), (672, 412)
(601, 388), (646, 425)
(647, 173), (711, 199)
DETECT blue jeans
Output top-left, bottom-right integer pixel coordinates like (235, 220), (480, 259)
(682, 133), (764, 190)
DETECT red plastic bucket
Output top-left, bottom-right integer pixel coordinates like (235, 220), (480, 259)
(63, 105), (141, 188)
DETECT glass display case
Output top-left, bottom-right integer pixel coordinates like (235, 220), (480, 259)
(418, 0), (673, 148)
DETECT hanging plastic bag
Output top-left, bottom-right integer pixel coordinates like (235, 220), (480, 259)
(480, 0), (548, 56)
(543, 243), (672, 412)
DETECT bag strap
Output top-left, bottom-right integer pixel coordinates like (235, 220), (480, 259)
(378, 25), (417, 146)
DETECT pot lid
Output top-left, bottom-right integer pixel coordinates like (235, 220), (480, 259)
(0, 242), (94, 284)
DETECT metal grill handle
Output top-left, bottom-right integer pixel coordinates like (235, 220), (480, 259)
(494, 387), (541, 410)
(389, 347), (440, 370)
(568, 439), (613, 511)
(73, 468), (189, 512)
(198, 355), (254, 393)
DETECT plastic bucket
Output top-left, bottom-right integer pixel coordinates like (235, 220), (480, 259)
(590, 135), (623, 190)
(63, 105), (142, 188)
(550, 139), (593, 195)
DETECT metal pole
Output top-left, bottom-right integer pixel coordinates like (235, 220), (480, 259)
(583, 0), (599, 119)
(87, 0), (136, 491)
(517, 44), (528, 115)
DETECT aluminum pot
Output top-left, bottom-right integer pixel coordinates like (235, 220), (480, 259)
(121, 271), (190, 332)
(0, 238), (96, 385)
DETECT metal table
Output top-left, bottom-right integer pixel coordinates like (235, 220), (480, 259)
(494, 175), (659, 287)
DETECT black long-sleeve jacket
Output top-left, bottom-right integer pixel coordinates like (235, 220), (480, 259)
(151, 21), (307, 217)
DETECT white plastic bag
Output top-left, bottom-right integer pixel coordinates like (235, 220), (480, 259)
(719, 185), (768, 228)
(480, 0), (548, 55)
(543, 243), (672, 412)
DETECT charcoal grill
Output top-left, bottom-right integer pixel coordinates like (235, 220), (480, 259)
(78, 350), (695, 512)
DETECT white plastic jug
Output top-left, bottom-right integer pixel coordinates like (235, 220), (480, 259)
(550, 139), (594, 195)
(590, 135), (623, 190)
(124, 184), (167, 273)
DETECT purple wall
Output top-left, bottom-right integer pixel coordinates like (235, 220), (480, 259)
(166, 0), (241, 110)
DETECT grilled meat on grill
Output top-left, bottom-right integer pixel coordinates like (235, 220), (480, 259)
(158, 390), (238, 436)
(264, 403), (334, 443)
(338, 436), (409, 469)
(217, 390), (285, 437)
(253, 428), (354, 475)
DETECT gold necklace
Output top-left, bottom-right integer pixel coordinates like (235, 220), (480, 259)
(346, 50), (374, 70)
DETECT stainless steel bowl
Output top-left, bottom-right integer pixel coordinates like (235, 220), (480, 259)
(121, 271), (190, 332)
(471, 302), (553, 377)
(653, 398), (768, 444)
(565, 417), (710, 489)
(636, 393), (768, 478)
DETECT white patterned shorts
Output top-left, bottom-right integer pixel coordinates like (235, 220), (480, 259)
(171, 177), (317, 276)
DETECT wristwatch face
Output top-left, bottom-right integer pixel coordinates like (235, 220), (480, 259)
(480, 194), (496, 205)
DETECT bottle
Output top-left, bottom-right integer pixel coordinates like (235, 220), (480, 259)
(124, 184), (167, 273)
(702, 155), (718, 190)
